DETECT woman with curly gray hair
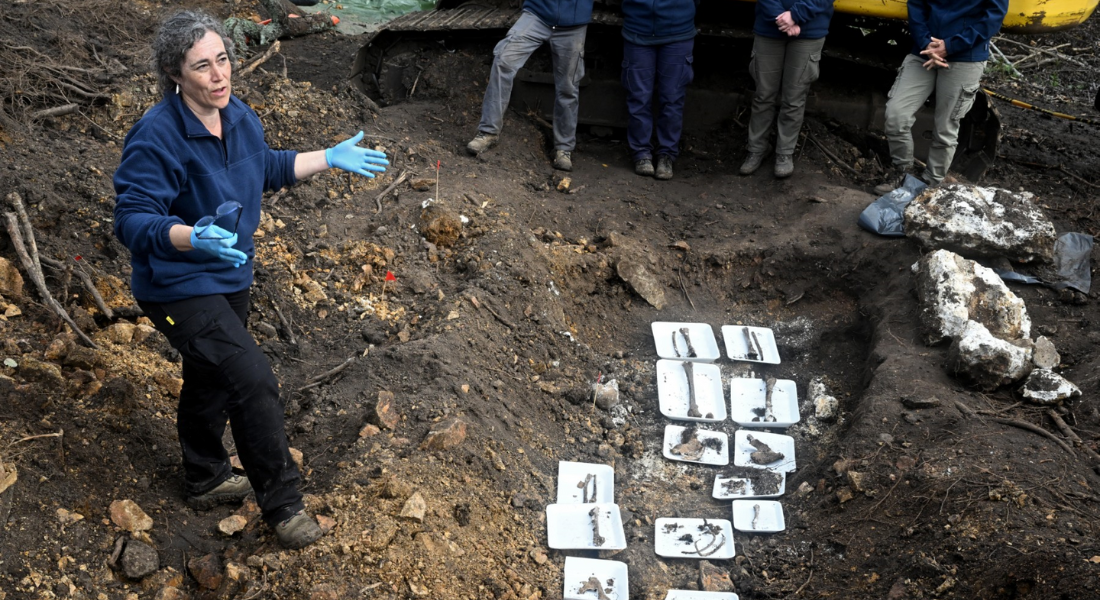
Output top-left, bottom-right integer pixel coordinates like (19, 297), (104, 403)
(113, 9), (387, 549)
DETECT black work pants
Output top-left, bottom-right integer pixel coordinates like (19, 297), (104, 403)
(139, 289), (303, 526)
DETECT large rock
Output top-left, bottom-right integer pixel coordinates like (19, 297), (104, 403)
(419, 417), (467, 451)
(904, 184), (1056, 263)
(947, 321), (1033, 391)
(110, 499), (153, 533)
(616, 258), (666, 309)
(1019, 369), (1081, 405)
(121, 539), (159, 580)
(914, 250), (1030, 345)
(0, 257), (24, 298)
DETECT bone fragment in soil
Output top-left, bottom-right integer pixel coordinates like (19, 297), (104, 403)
(683, 361), (702, 418)
(742, 327), (759, 360)
(679, 327), (697, 358)
(722, 479), (747, 495)
(747, 434), (784, 464)
(578, 577), (611, 600)
(578, 473), (597, 503)
(752, 504), (761, 530)
(589, 506), (605, 547)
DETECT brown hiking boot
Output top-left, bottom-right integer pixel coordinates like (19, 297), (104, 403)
(275, 510), (323, 549)
(553, 150), (573, 171)
(186, 474), (252, 510)
(634, 158), (655, 177)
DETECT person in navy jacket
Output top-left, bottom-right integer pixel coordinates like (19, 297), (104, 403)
(465, 0), (594, 172)
(113, 10), (388, 549)
(876, 0), (1008, 192)
(620, 0), (697, 180)
(739, 0), (834, 179)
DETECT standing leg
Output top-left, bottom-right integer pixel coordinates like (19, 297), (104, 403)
(477, 12), (551, 137)
(925, 60), (986, 183)
(775, 37), (825, 156)
(653, 38), (694, 161)
(745, 35), (788, 155)
(883, 54), (938, 169)
(548, 23), (588, 152)
(622, 40), (658, 163)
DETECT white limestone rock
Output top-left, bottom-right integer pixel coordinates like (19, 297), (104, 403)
(904, 184), (1056, 263)
(914, 250), (1031, 346)
(1019, 369), (1081, 405)
(948, 321), (1033, 391)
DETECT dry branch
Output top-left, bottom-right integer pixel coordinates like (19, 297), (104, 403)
(374, 170), (411, 214)
(297, 356), (356, 392)
(240, 40), (281, 77)
(40, 256), (113, 320)
(991, 417), (1075, 456)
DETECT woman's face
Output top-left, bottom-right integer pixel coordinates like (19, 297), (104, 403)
(173, 30), (231, 116)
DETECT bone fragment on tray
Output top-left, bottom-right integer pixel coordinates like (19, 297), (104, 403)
(763, 376), (777, 422)
(589, 506), (605, 547)
(742, 326), (759, 360)
(750, 330), (766, 361)
(671, 330), (681, 357)
(671, 427), (705, 460)
(679, 327), (697, 358)
(578, 576), (610, 600)
(747, 433), (784, 464)
(752, 503), (761, 530)
(577, 473), (596, 503)
(683, 361), (701, 417)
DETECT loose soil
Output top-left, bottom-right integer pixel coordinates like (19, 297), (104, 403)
(2, 1), (1100, 599)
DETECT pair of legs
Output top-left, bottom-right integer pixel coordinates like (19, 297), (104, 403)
(621, 38), (694, 164)
(745, 35), (825, 173)
(477, 11), (587, 152)
(139, 289), (304, 528)
(884, 54), (986, 183)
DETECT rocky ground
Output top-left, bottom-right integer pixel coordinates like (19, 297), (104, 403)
(1, 0), (1100, 599)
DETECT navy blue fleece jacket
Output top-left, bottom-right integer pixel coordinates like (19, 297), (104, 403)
(113, 92), (297, 303)
(908, 0), (1008, 62)
(524, 0), (594, 27)
(620, 0), (697, 46)
(754, 0), (834, 40)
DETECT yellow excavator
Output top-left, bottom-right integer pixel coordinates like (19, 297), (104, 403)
(353, 0), (1098, 179)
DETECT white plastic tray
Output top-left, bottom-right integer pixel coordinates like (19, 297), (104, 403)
(732, 430), (796, 473)
(729, 378), (799, 427)
(652, 322), (720, 362)
(654, 518), (735, 559)
(665, 591), (739, 600)
(658, 360), (727, 422)
(721, 325), (780, 364)
(564, 557), (629, 600)
(663, 425), (729, 466)
(732, 500), (785, 533)
(712, 470), (786, 499)
(557, 461), (615, 504)
(546, 503), (627, 550)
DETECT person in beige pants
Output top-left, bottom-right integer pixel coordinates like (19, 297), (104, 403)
(877, 0), (1008, 193)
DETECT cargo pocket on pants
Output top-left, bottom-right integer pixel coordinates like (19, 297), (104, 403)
(798, 52), (821, 86)
(951, 84), (980, 121)
(748, 50), (758, 87)
(173, 311), (248, 370)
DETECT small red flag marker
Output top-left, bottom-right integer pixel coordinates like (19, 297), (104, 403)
(382, 270), (395, 299)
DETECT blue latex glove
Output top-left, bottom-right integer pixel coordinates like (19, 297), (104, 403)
(325, 131), (389, 178)
(190, 224), (248, 268)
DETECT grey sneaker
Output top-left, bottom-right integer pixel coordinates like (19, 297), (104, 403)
(634, 158), (655, 177)
(739, 151), (768, 175)
(553, 150), (572, 171)
(774, 154), (794, 178)
(873, 165), (909, 195)
(466, 133), (498, 155)
(655, 155), (674, 180)
(275, 510), (323, 549)
(186, 474), (252, 510)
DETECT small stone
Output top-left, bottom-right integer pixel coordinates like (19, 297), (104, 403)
(359, 424), (381, 438)
(699, 560), (735, 592)
(153, 371), (183, 397)
(901, 395), (941, 409)
(187, 554), (223, 591)
(796, 481), (814, 496)
(592, 379), (619, 411)
(217, 515), (248, 536)
(410, 178), (433, 191)
(810, 378), (838, 421)
(56, 508), (84, 525)
(400, 492), (427, 522)
(616, 258), (665, 309)
(368, 390), (400, 430)
(153, 587), (188, 600)
(847, 471), (868, 493)
(1020, 368), (1081, 405)
(419, 417), (467, 451)
(530, 548), (549, 565)
(836, 487), (855, 503)
(121, 539), (159, 580)
(289, 447), (304, 471)
(555, 176), (571, 192)
(133, 324), (158, 344)
(44, 336), (71, 361)
(17, 356), (64, 387)
(365, 516), (400, 551)
(103, 322), (136, 345)
(110, 499), (153, 533)
(0, 257), (25, 298)
(1032, 336), (1061, 369)
(255, 322), (278, 338)
(317, 514), (337, 534)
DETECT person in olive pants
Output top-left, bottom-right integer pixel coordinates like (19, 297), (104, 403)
(739, 0), (834, 179)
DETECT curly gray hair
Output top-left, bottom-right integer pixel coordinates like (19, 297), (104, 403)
(151, 10), (236, 98)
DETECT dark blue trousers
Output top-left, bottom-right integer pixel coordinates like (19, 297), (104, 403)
(139, 289), (304, 526)
(621, 38), (694, 162)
